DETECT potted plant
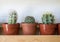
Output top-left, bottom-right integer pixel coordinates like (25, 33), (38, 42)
(39, 12), (57, 35)
(2, 10), (20, 35)
(21, 16), (37, 35)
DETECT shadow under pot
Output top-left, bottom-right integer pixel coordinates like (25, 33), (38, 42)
(21, 23), (37, 35)
(39, 24), (57, 35)
(2, 23), (20, 35)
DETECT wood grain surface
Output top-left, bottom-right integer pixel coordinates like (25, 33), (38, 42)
(0, 35), (60, 42)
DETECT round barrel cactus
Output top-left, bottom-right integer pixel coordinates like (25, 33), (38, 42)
(24, 16), (35, 23)
(42, 13), (55, 24)
(8, 10), (17, 24)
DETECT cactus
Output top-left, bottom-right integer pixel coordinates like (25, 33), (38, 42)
(8, 10), (17, 24)
(24, 16), (35, 23)
(42, 13), (55, 24)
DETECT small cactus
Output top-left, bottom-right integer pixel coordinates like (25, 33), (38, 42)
(42, 13), (55, 24)
(24, 16), (35, 23)
(8, 10), (17, 24)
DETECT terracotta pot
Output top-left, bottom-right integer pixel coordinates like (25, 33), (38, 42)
(39, 24), (57, 35)
(21, 23), (37, 35)
(2, 23), (20, 35)
(58, 23), (60, 35)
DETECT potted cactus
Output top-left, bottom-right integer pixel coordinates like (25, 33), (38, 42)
(2, 10), (20, 35)
(21, 16), (37, 35)
(39, 13), (57, 35)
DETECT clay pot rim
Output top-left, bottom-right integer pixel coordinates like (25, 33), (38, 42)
(2, 23), (20, 25)
(39, 23), (57, 25)
(21, 22), (37, 24)
(57, 23), (60, 24)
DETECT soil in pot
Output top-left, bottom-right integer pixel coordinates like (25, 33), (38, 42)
(2, 23), (20, 35)
(39, 24), (57, 35)
(21, 23), (37, 35)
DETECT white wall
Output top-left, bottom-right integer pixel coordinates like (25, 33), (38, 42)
(0, 0), (60, 23)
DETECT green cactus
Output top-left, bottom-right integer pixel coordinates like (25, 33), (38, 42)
(42, 13), (55, 24)
(24, 16), (35, 23)
(8, 10), (17, 24)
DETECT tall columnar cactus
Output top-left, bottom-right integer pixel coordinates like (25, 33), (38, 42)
(8, 10), (17, 24)
(24, 16), (35, 23)
(42, 13), (55, 24)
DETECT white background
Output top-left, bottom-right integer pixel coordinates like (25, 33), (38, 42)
(0, 0), (60, 23)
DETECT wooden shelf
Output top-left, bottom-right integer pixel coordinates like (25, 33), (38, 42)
(0, 35), (60, 42)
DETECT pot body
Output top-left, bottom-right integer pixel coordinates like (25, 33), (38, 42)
(21, 23), (37, 35)
(39, 24), (57, 35)
(2, 23), (20, 35)
(58, 23), (60, 35)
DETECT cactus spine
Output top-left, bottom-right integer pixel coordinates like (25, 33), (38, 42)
(25, 16), (35, 23)
(8, 10), (17, 24)
(42, 13), (55, 24)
